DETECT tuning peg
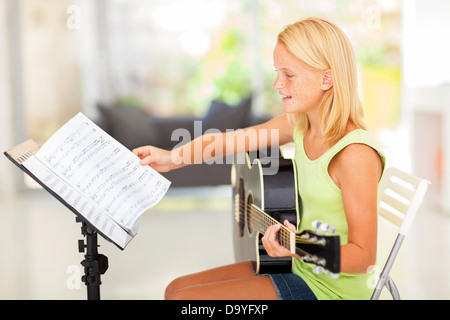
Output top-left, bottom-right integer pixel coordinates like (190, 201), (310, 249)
(331, 226), (336, 235)
(319, 222), (330, 233)
(312, 266), (340, 279)
(328, 272), (339, 279)
(311, 220), (321, 229)
(312, 221), (330, 235)
(312, 220), (321, 234)
(312, 266), (325, 274)
(311, 220), (336, 235)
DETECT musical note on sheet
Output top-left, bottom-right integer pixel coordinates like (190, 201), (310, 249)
(22, 156), (133, 248)
(33, 113), (171, 232)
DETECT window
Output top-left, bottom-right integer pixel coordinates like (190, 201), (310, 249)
(7, 0), (402, 157)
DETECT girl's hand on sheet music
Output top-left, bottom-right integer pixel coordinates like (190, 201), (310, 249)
(262, 219), (300, 259)
(133, 146), (176, 172)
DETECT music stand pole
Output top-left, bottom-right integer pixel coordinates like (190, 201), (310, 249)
(77, 218), (109, 300)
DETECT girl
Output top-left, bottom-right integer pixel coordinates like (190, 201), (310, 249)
(133, 17), (385, 300)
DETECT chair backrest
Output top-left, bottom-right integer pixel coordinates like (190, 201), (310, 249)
(372, 167), (430, 299)
(378, 167), (430, 236)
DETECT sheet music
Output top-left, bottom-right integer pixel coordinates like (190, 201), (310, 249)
(23, 112), (171, 233)
(22, 156), (133, 249)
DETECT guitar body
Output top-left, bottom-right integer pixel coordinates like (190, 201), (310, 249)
(231, 152), (301, 274)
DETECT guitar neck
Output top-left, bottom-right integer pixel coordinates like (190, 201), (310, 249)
(248, 204), (296, 254)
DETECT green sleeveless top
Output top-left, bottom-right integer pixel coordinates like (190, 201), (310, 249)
(292, 129), (385, 300)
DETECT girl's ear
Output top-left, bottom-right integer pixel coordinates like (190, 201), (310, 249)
(321, 69), (334, 90)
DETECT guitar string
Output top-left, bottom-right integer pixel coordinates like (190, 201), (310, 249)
(239, 200), (299, 243)
(238, 199), (324, 243)
(237, 201), (313, 257)
(238, 199), (303, 241)
(237, 200), (292, 244)
(244, 204), (323, 248)
(234, 193), (336, 267)
(237, 200), (315, 247)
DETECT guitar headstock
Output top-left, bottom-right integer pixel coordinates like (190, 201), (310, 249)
(295, 221), (341, 278)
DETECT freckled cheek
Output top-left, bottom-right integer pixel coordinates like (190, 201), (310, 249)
(293, 79), (319, 100)
(290, 83), (310, 100)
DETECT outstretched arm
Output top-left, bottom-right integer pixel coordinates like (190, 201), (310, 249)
(133, 114), (294, 171)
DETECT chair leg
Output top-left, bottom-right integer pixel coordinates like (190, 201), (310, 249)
(386, 277), (400, 300)
(371, 274), (401, 300)
(371, 234), (405, 300)
(371, 275), (386, 300)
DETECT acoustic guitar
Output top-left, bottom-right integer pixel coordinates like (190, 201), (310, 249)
(231, 152), (340, 276)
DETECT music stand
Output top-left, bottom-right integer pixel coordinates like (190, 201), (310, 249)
(4, 140), (119, 300)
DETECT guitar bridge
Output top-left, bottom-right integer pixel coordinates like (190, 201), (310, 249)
(234, 193), (240, 223)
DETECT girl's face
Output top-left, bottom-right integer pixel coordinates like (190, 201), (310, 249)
(273, 42), (329, 115)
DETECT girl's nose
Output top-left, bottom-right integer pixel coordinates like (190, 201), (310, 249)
(273, 75), (283, 90)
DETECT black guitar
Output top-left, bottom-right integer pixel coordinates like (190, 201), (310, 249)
(231, 152), (340, 276)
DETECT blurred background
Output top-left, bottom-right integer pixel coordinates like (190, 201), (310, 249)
(1, 0), (450, 300)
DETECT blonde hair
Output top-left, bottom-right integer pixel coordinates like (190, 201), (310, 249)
(278, 17), (367, 144)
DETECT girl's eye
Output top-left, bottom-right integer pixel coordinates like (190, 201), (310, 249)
(274, 70), (294, 78)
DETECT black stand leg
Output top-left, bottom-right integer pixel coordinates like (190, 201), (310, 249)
(77, 218), (109, 300)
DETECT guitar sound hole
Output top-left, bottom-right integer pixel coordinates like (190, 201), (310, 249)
(246, 194), (253, 234)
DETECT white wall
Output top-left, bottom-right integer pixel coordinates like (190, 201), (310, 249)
(402, 0), (450, 211)
(0, 0), (18, 198)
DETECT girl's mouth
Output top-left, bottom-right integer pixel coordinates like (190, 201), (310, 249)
(282, 95), (292, 103)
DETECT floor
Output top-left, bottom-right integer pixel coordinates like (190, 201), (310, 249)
(0, 185), (449, 300)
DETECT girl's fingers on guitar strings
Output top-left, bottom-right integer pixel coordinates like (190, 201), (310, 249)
(263, 225), (284, 257)
(283, 219), (296, 232)
(266, 224), (280, 242)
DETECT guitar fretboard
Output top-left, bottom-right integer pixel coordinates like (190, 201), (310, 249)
(247, 204), (295, 254)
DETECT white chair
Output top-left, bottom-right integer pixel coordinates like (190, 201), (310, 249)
(371, 167), (430, 300)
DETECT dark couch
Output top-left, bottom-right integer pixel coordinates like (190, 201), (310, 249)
(96, 96), (270, 187)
